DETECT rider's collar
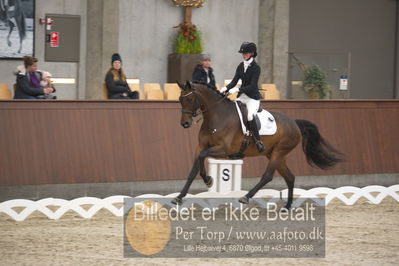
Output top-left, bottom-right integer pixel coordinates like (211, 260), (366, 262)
(243, 57), (253, 73)
(243, 57), (254, 65)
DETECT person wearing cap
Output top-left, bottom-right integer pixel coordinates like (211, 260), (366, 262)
(105, 53), (139, 99)
(220, 42), (264, 152)
(192, 54), (216, 87)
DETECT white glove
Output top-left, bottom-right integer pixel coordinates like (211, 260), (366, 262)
(220, 86), (228, 93)
(229, 87), (240, 94)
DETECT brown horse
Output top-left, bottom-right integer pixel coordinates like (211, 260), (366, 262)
(172, 81), (343, 208)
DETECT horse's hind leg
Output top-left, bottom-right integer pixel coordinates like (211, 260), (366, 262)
(277, 161), (295, 209)
(239, 153), (283, 204)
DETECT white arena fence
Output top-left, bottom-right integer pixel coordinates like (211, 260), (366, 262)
(0, 185), (398, 221)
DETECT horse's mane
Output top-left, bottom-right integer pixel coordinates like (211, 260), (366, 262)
(192, 81), (233, 103)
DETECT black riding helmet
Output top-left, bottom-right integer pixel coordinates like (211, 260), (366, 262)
(238, 42), (257, 58)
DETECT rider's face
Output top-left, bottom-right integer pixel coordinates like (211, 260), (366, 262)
(242, 53), (253, 61)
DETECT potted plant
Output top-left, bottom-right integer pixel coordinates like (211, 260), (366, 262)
(292, 55), (331, 99)
(302, 64), (330, 99)
(167, 0), (205, 83)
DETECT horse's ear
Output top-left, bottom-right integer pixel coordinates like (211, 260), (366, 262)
(176, 81), (184, 90)
(186, 80), (193, 90)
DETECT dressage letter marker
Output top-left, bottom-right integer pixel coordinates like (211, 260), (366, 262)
(208, 158), (243, 193)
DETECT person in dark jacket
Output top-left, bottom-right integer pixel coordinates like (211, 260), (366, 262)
(192, 54), (216, 87)
(14, 56), (54, 99)
(105, 53), (138, 99)
(220, 42), (264, 152)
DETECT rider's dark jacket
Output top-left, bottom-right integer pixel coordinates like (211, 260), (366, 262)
(226, 60), (261, 100)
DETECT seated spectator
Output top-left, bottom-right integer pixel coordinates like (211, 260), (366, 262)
(39, 71), (57, 99)
(14, 56), (55, 99)
(105, 53), (139, 99)
(192, 54), (216, 87)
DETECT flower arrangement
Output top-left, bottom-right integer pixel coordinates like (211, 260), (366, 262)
(174, 23), (203, 54)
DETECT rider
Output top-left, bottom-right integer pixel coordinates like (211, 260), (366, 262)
(220, 42), (265, 152)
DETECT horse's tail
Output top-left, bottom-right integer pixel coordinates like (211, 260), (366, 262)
(15, 0), (26, 39)
(295, 119), (344, 170)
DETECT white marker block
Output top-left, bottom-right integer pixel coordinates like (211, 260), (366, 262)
(207, 158), (244, 193)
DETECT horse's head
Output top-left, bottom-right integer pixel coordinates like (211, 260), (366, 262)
(178, 81), (200, 128)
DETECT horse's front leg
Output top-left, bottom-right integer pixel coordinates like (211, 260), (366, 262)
(198, 146), (226, 188)
(171, 157), (200, 205)
(172, 146), (225, 205)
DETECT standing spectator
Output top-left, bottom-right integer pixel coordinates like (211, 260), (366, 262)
(192, 54), (216, 87)
(105, 53), (139, 99)
(14, 56), (54, 99)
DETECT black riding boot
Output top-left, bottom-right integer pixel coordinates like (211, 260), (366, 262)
(250, 119), (265, 152)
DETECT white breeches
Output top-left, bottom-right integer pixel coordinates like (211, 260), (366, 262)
(236, 93), (260, 121)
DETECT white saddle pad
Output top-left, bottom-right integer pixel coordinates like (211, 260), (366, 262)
(235, 101), (277, 136)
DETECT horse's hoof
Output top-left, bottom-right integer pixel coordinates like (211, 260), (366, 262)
(7, 41), (11, 47)
(284, 204), (291, 210)
(171, 197), (182, 205)
(205, 176), (213, 188)
(239, 196), (249, 204)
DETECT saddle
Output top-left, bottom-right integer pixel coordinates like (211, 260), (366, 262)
(228, 102), (277, 159)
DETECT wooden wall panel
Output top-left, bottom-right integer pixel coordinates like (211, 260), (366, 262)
(0, 100), (398, 186)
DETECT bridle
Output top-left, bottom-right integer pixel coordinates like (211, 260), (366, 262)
(180, 91), (202, 118)
(180, 89), (228, 123)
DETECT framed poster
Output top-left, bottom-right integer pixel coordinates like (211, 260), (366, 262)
(0, 0), (35, 59)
